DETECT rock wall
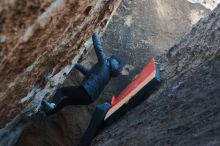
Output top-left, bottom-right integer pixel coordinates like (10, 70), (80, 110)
(0, 0), (122, 145)
(99, 0), (211, 98)
(2, 0), (220, 146)
(15, 0), (219, 146)
(92, 4), (220, 146)
(187, 0), (220, 10)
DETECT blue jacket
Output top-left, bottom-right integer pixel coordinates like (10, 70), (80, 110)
(75, 33), (111, 100)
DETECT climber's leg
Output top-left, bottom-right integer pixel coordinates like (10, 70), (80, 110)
(41, 100), (55, 110)
(55, 86), (92, 104)
(46, 97), (72, 116)
(46, 86), (93, 116)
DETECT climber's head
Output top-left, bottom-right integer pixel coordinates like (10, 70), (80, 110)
(108, 55), (121, 77)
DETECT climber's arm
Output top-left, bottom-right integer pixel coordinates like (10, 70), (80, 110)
(92, 32), (107, 62)
(75, 63), (90, 76)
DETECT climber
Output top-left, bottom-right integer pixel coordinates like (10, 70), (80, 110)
(42, 32), (121, 116)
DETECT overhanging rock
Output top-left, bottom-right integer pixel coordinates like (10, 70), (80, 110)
(0, 0), (122, 145)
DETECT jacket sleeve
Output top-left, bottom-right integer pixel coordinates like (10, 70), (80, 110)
(92, 32), (107, 62)
(75, 63), (90, 76)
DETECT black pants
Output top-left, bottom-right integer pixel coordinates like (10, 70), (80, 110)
(46, 86), (92, 116)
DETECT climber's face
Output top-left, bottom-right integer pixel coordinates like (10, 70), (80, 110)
(108, 56), (121, 77)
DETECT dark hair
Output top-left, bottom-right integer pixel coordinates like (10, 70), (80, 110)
(108, 55), (121, 77)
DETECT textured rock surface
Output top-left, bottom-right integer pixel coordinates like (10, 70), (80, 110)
(187, 0), (220, 10)
(92, 4), (220, 146)
(99, 0), (211, 98)
(0, 0), (122, 145)
(2, 0), (220, 146)
(0, 0), (121, 127)
(15, 0), (219, 146)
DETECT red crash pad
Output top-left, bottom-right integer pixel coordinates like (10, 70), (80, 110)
(105, 58), (160, 120)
